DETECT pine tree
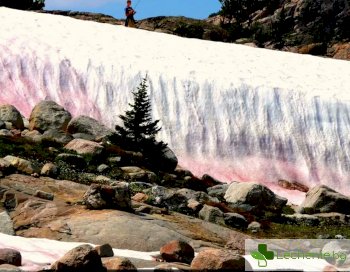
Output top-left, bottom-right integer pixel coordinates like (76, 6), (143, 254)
(110, 77), (167, 157)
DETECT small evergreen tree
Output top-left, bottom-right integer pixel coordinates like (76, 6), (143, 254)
(110, 77), (167, 161)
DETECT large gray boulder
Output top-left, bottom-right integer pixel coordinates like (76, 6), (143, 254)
(198, 204), (225, 225)
(67, 115), (112, 139)
(29, 100), (72, 132)
(0, 105), (24, 130)
(0, 211), (15, 235)
(157, 146), (178, 172)
(299, 185), (350, 214)
(224, 181), (287, 215)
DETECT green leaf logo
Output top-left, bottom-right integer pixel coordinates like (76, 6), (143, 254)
(251, 243), (275, 267)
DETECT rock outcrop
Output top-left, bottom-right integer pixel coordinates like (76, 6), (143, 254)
(299, 185), (350, 214)
(0, 105), (24, 130)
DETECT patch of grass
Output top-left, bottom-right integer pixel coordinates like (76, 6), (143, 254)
(255, 223), (350, 239)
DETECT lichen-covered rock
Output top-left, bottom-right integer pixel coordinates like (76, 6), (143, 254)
(41, 163), (58, 177)
(224, 213), (248, 229)
(29, 100), (72, 132)
(0, 105), (24, 130)
(42, 129), (74, 145)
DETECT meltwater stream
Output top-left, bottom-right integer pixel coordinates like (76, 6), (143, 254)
(1, 8), (350, 201)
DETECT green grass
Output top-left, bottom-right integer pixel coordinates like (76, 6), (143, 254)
(255, 223), (350, 239)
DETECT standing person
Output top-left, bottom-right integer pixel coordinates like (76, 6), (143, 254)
(125, 0), (136, 27)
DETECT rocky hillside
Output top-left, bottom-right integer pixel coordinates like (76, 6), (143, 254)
(37, 0), (350, 61)
(1, 101), (350, 271)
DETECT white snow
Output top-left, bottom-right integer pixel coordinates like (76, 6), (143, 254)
(1, 8), (350, 202)
(0, 233), (157, 271)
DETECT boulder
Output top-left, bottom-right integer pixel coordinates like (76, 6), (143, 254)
(0, 105), (24, 130)
(41, 163), (58, 177)
(102, 257), (137, 271)
(299, 185), (350, 214)
(207, 184), (230, 201)
(97, 164), (110, 173)
(224, 181), (287, 215)
(42, 129), (74, 145)
(0, 248), (21, 266)
(0, 158), (12, 174)
(29, 100), (72, 132)
(0, 120), (5, 129)
(0, 129), (13, 137)
(160, 240), (195, 264)
(0, 264), (23, 271)
(132, 192), (148, 202)
(224, 213), (248, 229)
(67, 115), (112, 139)
(83, 183), (131, 211)
(278, 179), (309, 193)
(94, 244), (114, 257)
(247, 221), (261, 233)
(2, 192), (17, 211)
(72, 133), (96, 141)
(201, 174), (223, 188)
(156, 145), (178, 172)
(121, 166), (157, 183)
(191, 248), (244, 271)
(64, 139), (104, 156)
(198, 204), (225, 225)
(3, 156), (39, 175)
(51, 244), (105, 272)
(0, 211), (15, 235)
(34, 190), (54, 201)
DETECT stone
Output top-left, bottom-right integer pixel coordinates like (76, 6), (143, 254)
(0, 120), (5, 129)
(247, 221), (261, 233)
(121, 167), (157, 183)
(0, 158), (12, 173)
(83, 183), (131, 211)
(155, 145), (178, 172)
(67, 115), (112, 139)
(282, 214), (320, 226)
(224, 181), (287, 215)
(29, 100), (72, 132)
(3, 155), (39, 175)
(201, 174), (223, 188)
(42, 129), (74, 145)
(132, 192), (148, 202)
(207, 184), (230, 201)
(154, 263), (191, 271)
(94, 244), (114, 257)
(224, 213), (248, 229)
(0, 129), (13, 137)
(174, 167), (193, 178)
(0, 105), (24, 130)
(34, 190), (54, 201)
(51, 244), (105, 272)
(160, 240), (195, 264)
(102, 257), (137, 271)
(97, 164), (110, 173)
(0, 264), (23, 271)
(187, 199), (202, 213)
(3, 192), (17, 211)
(299, 185), (350, 214)
(0, 211), (15, 235)
(64, 139), (104, 156)
(72, 133), (96, 141)
(278, 179), (309, 193)
(191, 248), (244, 271)
(198, 204), (225, 225)
(41, 163), (58, 177)
(0, 248), (21, 266)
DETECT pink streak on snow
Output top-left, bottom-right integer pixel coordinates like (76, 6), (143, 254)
(178, 155), (350, 204)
